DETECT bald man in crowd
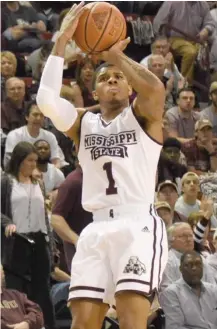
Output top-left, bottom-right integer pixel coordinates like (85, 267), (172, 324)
(1, 77), (27, 134)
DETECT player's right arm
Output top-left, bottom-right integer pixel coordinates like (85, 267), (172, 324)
(36, 3), (87, 147)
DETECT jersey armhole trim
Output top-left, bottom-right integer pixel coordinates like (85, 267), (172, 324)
(131, 105), (163, 146)
(77, 110), (89, 152)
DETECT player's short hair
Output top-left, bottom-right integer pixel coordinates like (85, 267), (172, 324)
(92, 62), (115, 90)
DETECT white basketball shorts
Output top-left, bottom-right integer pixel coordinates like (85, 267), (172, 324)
(68, 204), (168, 305)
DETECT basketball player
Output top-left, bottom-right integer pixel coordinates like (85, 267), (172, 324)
(37, 3), (168, 329)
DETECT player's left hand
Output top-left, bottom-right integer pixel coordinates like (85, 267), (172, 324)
(99, 37), (131, 62)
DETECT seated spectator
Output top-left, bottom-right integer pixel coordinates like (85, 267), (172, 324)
(200, 81), (217, 137)
(157, 137), (187, 192)
(2, 1), (46, 53)
(70, 57), (100, 110)
(4, 101), (63, 168)
(1, 265), (44, 329)
(1, 51), (17, 100)
(155, 201), (173, 228)
(165, 88), (200, 142)
(153, 1), (216, 83)
(26, 41), (54, 81)
(34, 139), (65, 194)
(157, 180), (187, 223)
(182, 119), (217, 174)
(147, 54), (176, 110)
(1, 77), (26, 135)
(160, 223), (215, 291)
(207, 229), (217, 278)
(140, 36), (184, 92)
(175, 172), (201, 218)
(1, 142), (55, 329)
(160, 251), (217, 329)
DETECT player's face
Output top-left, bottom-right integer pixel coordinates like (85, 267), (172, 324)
(93, 66), (132, 105)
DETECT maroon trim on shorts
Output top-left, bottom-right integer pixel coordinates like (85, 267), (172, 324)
(116, 279), (150, 286)
(149, 204), (157, 292)
(69, 286), (104, 293)
(68, 296), (104, 303)
(158, 218), (164, 289)
(115, 289), (156, 304)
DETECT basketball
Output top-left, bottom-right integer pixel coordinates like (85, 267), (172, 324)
(74, 2), (127, 54)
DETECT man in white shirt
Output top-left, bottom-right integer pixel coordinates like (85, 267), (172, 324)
(34, 139), (65, 194)
(4, 101), (64, 168)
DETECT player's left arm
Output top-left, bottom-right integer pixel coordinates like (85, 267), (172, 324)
(101, 38), (165, 143)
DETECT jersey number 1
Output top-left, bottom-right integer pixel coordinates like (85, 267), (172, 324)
(103, 162), (118, 195)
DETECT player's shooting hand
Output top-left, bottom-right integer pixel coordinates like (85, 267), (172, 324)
(100, 37), (131, 62)
(5, 224), (16, 237)
(59, 2), (88, 42)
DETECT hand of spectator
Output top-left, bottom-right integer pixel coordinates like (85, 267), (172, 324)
(5, 224), (16, 237)
(177, 77), (186, 90)
(59, 2), (88, 43)
(9, 27), (26, 40)
(166, 75), (175, 93)
(197, 28), (209, 43)
(198, 139), (215, 154)
(200, 197), (214, 220)
(7, 322), (29, 329)
(164, 52), (174, 71)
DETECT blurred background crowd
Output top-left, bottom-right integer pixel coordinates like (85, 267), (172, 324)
(1, 1), (217, 329)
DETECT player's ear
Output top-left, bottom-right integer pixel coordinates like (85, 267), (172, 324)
(128, 84), (133, 97)
(92, 90), (98, 101)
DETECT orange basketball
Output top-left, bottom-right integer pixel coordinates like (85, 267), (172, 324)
(74, 2), (127, 54)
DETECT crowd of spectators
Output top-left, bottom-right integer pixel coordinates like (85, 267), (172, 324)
(1, 1), (217, 329)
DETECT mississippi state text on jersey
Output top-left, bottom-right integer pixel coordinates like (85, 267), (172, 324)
(78, 106), (162, 212)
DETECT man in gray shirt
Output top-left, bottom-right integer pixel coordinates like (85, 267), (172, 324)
(160, 250), (217, 329)
(165, 88), (200, 142)
(200, 82), (217, 137)
(153, 1), (216, 83)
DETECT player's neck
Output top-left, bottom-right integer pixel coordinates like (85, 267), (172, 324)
(100, 101), (128, 122)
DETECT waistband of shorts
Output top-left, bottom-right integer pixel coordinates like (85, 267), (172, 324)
(93, 204), (154, 222)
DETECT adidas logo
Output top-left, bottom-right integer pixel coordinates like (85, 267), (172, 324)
(142, 226), (150, 233)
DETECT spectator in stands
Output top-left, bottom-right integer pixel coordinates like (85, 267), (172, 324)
(4, 101), (62, 168)
(1, 265), (44, 329)
(70, 57), (100, 110)
(157, 180), (187, 223)
(165, 88), (200, 142)
(1, 77), (26, 135)
(157, 137), (187, 193)
(1, 51), (17, 98)
(160, 251), (217, 329)
(155, 201), (173, 228)
(140, 36), (184, 92)
(160, 222), (215, 291)
(26, 41), (54, 81)
(207, 229), (217, 277)
(147, 54), (175, 110)
(2, 1), (46, 53)
(182, 119), (217, 174)
(153, 1), (216, 83)
(175, 172), (201, 218)
(51, 166), (93, 271)
(200, 81), (217, 137)
(34, 140), (65, 194)
(1, 141), (55, 329)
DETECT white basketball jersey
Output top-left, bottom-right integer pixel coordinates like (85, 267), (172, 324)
(78, 106), (162, 212)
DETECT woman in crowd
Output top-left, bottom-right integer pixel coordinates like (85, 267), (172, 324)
(1, 141), (55, 329)
(1, 51), (17, 100)
(70, 57), (100, 110)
